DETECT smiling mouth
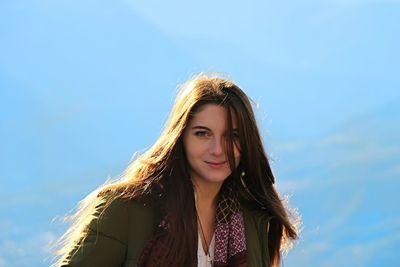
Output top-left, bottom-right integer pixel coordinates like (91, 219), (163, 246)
(205, 161), (227, 167)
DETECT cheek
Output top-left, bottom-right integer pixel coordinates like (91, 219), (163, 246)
(184, 139), (203, 159)
(235, 156), (241, 168)
(234, 150), (241, 167)
(233, 144), (241, 158)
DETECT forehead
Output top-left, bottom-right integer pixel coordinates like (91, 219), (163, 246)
(188, 104), (237, 129)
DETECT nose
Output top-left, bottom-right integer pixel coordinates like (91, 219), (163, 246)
(210, 136), (224, 156)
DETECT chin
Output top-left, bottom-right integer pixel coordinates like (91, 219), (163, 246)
(205, 174), (231, 184)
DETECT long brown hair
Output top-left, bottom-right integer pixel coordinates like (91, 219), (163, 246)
(52, 73), (298, 267)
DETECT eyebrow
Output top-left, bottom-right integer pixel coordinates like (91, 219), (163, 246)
(190, 126), (239, 132)
(190, 126), (211, 131)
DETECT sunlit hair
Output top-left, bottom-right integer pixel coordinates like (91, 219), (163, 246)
(52, 73), (299, 267)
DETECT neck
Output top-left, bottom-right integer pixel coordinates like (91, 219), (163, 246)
(193, 179), (223, 209)
(193, 178), (222, 255)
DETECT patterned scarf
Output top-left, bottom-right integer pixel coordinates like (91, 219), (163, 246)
(137, 185), (247, 267)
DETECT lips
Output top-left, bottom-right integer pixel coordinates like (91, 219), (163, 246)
(205, 161), (227, 167)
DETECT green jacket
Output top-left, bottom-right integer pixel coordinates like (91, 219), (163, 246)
(62, 197), (271, 266)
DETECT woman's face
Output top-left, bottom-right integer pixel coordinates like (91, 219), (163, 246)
(182, 104), (241, 186)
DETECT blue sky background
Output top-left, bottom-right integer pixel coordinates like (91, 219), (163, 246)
(1, 1), (399, 266)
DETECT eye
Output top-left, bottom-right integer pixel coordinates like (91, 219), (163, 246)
(194, 131), (210, 137)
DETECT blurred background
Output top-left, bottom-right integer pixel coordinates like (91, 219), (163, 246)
(1, 1), (399, 266)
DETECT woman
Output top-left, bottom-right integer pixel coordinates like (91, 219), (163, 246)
(52, 73), (298, 267)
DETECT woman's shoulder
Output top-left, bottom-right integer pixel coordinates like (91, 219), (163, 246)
(94, 191), (161, 219)
(85, 192), (161, 243)
(239, 197), (274, 222)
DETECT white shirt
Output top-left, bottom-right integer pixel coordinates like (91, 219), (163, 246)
(197, 232), (215, 267)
